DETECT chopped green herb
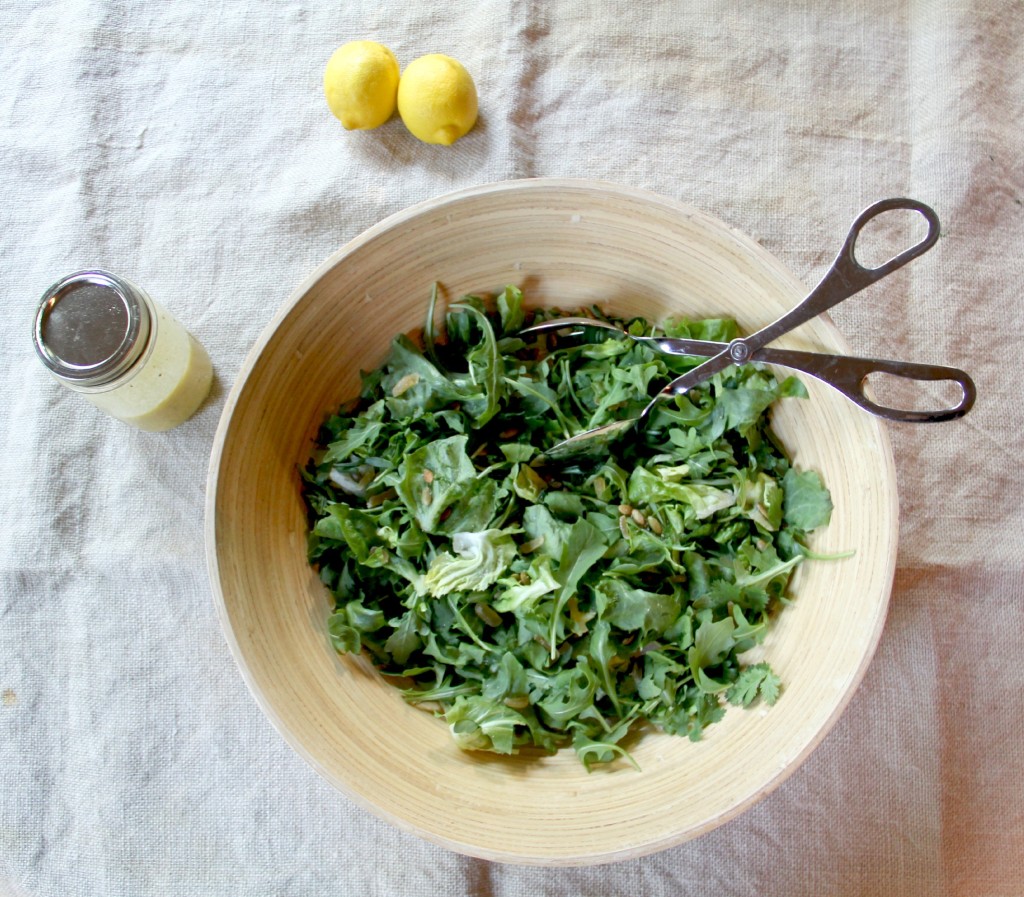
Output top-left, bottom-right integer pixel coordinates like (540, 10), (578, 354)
(301, 285), (834, 770)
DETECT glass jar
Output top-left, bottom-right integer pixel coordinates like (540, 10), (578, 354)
(32, 270), (213, 431)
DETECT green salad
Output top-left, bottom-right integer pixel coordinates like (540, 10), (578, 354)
(301, 286), (833, 769)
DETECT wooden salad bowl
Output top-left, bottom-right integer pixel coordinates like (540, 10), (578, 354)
(206, 179), (897, 865)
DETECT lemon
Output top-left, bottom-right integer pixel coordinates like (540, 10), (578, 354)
(397, 54), (478, 145)
(323, 41), (400, 130)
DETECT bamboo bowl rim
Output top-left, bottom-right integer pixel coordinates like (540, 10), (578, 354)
(206, 178), (897, 865)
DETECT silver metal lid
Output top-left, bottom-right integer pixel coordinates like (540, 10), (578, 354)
(33, 270), (152, 386)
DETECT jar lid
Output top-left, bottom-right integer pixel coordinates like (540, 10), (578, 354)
(33, 270), (152, 386)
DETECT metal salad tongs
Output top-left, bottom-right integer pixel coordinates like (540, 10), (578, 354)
(520, 198), (976, 458)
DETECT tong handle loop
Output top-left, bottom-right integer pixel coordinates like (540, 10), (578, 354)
(749, 198), (941, 350)
(759, 348), (976, 423)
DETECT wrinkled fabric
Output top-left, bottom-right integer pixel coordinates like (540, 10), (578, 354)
(1, 1), (1022, 895)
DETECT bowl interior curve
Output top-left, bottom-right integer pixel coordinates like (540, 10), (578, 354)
(206, 179), (897, 865)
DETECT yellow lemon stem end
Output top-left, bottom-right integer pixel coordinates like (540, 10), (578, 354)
(397, 53), (478, 145)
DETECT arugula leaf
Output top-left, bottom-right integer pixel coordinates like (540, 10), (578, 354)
(313, 503), (379, 560)
(536, 659), (600, 729)
(395, 435), (503, 534)
(321, 405), (385, 466)
(451, 301), (505, 427)
(512, 463), (547, 501)
(549, 519), (609, 658)
(496, 284), (526, 335)
(599, 578), (681, 635)
(571, 722), (639, 772)
(384, 610), (423, 665)
(522, 504), (571, 560)
(381, 335), (467, 419)
(327, 613), (361, 654)
(689, 616), (737, 674)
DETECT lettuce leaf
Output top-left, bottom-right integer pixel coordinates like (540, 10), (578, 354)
(423, 530), (517, 597)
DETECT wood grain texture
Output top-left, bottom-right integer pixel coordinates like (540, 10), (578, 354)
(205, 179), (898, 865)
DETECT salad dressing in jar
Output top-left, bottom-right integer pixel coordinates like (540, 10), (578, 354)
(33, 270), (213, 431)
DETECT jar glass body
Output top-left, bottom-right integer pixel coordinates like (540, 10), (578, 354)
(36, 272), (213, 431)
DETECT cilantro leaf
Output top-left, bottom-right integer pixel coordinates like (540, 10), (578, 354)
(726, 662), (782, 707)
(782, 467), (834, 531)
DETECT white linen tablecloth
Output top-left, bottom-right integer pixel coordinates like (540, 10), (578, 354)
(2, 1), (1022, 894)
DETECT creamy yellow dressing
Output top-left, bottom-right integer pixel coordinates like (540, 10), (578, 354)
(81, 304), (213, 431)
